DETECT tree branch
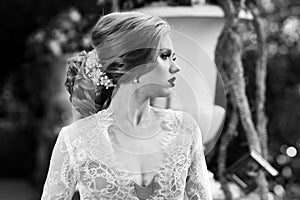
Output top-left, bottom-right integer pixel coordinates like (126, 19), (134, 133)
(218, 94), (239, 200)
(249, 0), (270, 160)
(215, 0), (270, 199)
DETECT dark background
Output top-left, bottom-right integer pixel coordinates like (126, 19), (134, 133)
(0, 0), (300, 199)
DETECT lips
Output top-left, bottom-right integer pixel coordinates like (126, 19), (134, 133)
(168, 77), (176, 86)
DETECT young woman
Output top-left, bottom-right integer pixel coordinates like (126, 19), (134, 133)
(41, 11), (213, 200)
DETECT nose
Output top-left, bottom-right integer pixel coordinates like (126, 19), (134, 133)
(169, 63), (180, 74)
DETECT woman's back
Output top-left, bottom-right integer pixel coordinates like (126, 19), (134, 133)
(41, 107), (212, 200)
(43, 10), (213, 200)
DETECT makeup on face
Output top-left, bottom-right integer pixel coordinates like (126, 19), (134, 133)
(159, 48), (178, 87)
(159, 48), (177, 62)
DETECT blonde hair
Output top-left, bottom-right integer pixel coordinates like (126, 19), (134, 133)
(65, 11), (171, 118)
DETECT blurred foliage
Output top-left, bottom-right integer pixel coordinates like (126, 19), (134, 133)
(221, 0), (300, 198)
(0, 0), (300, 198)
(264, 1), (300, 198)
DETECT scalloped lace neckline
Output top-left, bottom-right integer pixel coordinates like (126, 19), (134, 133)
(93, 106), (182, 189)
(95, 106), (181, 150)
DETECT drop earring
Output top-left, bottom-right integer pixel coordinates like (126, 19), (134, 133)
(133, 78), (139, 83)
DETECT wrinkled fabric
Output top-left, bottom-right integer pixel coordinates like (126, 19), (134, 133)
(41, 107), (213, 200)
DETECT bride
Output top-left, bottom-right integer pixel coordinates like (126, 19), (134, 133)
(41, 11), (213, 200)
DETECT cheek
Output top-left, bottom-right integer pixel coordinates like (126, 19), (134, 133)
(140, 62), (169, 84)
(151, 63), (169, 79)
(149, 69), (167, 84)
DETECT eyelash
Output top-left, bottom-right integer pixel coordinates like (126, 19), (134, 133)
(161, 53), (176, 61)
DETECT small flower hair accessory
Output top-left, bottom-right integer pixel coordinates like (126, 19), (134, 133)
(83, 49), (116, 89)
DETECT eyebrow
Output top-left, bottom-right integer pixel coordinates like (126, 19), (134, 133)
(159, 48), (176, 57)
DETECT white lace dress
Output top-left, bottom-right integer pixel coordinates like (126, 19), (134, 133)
(41, 107), (213, 200)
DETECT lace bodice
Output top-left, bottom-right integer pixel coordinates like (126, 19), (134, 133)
(41, 107), (213, 200)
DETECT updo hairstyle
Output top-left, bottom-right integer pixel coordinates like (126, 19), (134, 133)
(65, 11), (171, 118)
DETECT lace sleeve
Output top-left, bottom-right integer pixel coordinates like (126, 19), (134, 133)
(41, 127), (77, 200)
(185, 114), (213, 200)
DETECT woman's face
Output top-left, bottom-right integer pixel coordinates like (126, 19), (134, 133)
(137, 34), (181, 98)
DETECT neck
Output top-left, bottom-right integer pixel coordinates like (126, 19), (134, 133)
(107, 84), (154, 128)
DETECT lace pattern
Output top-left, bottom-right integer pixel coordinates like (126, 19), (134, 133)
(41, 107), (213, 200)
(183, 113), (213, 200)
